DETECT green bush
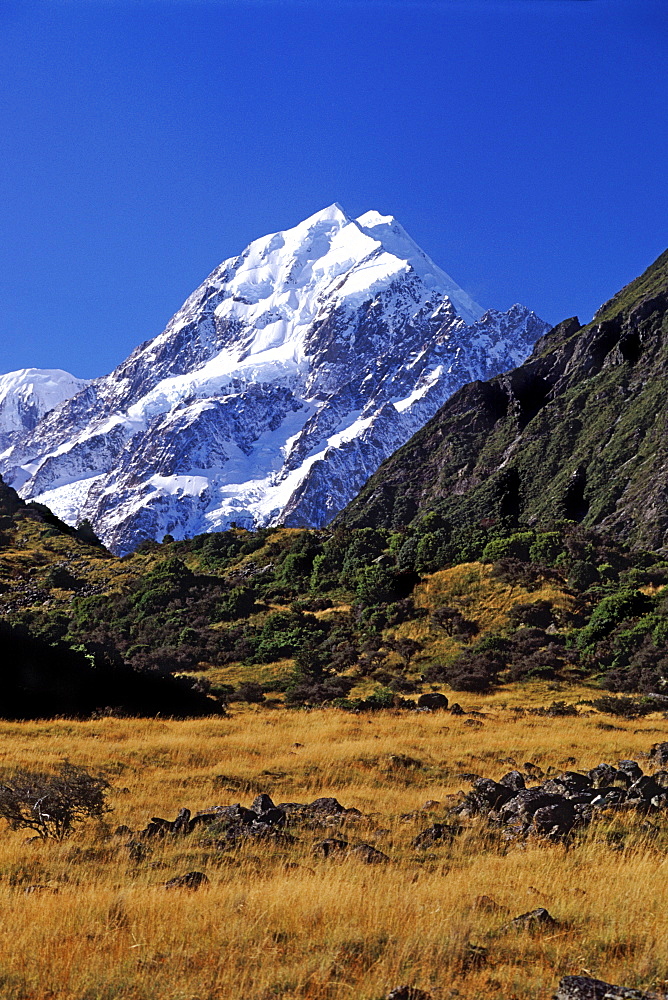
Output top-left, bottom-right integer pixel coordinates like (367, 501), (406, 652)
(576, 588), (654, 653)
(529, 531), (563, 565)
(415, 530), (451, 573)
(481, 531), (534, 564)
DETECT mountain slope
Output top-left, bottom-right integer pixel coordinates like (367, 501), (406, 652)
(0, 369), (88, 452)
(1, 205), (547, 553)
(339, 249), (668, 552)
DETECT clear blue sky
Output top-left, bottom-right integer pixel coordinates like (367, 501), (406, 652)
(0, 0), (666, 379)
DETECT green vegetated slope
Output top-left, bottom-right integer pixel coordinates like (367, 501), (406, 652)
(2, 250), (668, 718)
(340, 248), (668, 552)
(3, 464), (668, 717)
(0, 487), (219, 717)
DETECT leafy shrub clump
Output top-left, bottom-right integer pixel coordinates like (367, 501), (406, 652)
(230, 682), (266, 704)
(284, 675), (355, 707)
(589, 695), (663, 719)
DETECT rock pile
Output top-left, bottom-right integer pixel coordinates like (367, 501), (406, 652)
(555, 975), (668, 1000)
(136, 793), (361, 843)
(448, 751), (668, 840)
(124, 791), (391, 863)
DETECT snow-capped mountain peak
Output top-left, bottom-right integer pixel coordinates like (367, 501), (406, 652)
(0, 368), (89, 453)
(0, 206), (549, 553)
(354, 210), (483, 325)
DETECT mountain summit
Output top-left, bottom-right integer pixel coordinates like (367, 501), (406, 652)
(0, 205), (548, 553)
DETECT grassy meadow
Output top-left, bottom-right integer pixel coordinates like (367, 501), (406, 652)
(0, 691), (667, 999)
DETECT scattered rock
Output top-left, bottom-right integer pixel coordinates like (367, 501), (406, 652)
(500, 907), (558, 932)
(450, 749), (668, 842)
(472, 777), (516, 811)
(588, 763), (619, 788)
(299, 796), (347, 815)
(164, 871), (209, 890)
(413, 823), (461, 848)
(313, 838), (349, 858)
(533, 801), (586, 839)
(649, 742), (668, 766)
(251, 793), (275, 814)
(417, 693), (448, 710)
(386, 986), (433, 1000)
(348, 843), (390, 864)
(172, 807), (192, 834)
(617, 759), (643, 783)
(138, 793), (360, 848)
(450, 703), (465, 715)
(499, 770), (525, 792)
(314, 838), (390, 863)
(555, 975), (668, 1000)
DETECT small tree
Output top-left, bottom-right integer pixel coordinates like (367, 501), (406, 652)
(0, 763), (110, 840)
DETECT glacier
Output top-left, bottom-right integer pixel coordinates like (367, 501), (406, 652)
(0, 204), (549, 553)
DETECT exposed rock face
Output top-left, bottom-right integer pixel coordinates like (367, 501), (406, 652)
(0, 205), (547, 553)
(339, 248), (668, 552)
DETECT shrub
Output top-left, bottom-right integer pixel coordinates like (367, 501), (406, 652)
(576, 588), (654, 653)
(568, 560), (599, 591)
(482, 531), (534, 564)
(231, 682), (266, 704)
(426, 649), (503, 692)
(589, 696), (661, 719)
(284, 675), (355, 706)
(507, 600), (554, 629)
(0, 763), (110, 840)
(431, 606), (479, 639)
(415, 529), (451, 573)
(490, 558), (544, 589)
(396, 536), (419, 574)
(529, 531), (563, 565)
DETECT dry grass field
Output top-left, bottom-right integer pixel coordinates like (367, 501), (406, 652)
(0, 688), (666, 999)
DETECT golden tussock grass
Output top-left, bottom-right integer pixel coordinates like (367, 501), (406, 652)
(0, 692), (666, 999)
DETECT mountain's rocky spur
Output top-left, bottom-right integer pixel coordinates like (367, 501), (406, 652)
(341, 248), (668, 553)
(0, 205), (548, 553)
(125, 743), (668, 856)
(555, 976), (668, 1000)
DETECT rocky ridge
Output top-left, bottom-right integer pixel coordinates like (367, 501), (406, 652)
(340, 248), (668, 551)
